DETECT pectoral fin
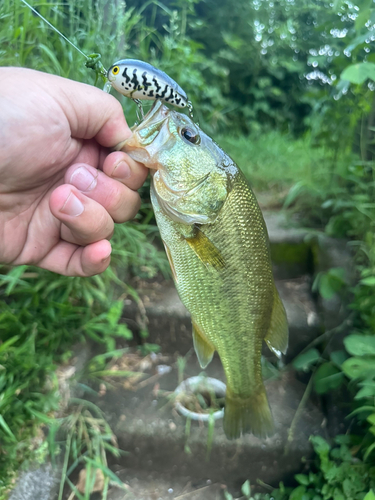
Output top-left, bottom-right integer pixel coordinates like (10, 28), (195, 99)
(264, 288), (289, 358)
(185, 227), (225, 271)
(162, 240), (178, 283)
(192, 320), (215, 368)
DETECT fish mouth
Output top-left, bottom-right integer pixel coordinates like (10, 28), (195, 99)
(123, 101), (171, 167)
(132, 100), (169, 135)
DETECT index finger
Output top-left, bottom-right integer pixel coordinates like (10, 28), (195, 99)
(102, 151), (149, 191)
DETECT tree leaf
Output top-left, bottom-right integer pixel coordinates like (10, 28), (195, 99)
(341, 63), (375, 84)
(364, 491), (375, 500)
(355, 8), (371, 30)
(355, 385), (375, 399)
(241, 480), (251, 497)
(313, 363), (344, 394)
(310, 436), (330, 457)
(290, 485), (307, 500)
(293, 349), (321, 371)
(342, 357), (375, 379)
(360, 276), (375, 286)
(330, 350), (348, 366)
(344, 334), (375, 356)
(295, 474), (310, 486)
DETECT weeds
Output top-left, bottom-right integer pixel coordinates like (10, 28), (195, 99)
(32, 398), (128, 500)
(224, 437), (375, 500)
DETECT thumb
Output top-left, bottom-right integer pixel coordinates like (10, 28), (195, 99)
(41, 71), (132, 147)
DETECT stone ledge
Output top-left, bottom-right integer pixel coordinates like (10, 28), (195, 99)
(124, 277), (321, 363)
(96, 365), (323, 492)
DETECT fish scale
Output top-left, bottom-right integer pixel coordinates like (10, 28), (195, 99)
(123, 101), (289, 440)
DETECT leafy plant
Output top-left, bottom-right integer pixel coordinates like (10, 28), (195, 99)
(223, 438), (375, 500)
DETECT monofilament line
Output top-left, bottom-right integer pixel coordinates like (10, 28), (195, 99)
(19, 0), (88, 60)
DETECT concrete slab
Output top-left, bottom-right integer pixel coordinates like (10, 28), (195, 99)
(95, 360), (324, 493)
(263, 212), (313, 280)
(9, 463), (60, 500)
(106, 471), (225, 500)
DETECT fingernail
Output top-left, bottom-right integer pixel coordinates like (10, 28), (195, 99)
(113, 161), (131, 180)
(102, 252), (111, 262)
(61, 192), (84, 217)
(70, 166), (97, 191)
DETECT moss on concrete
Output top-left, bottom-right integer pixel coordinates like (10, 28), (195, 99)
(270, 242), (310, 265)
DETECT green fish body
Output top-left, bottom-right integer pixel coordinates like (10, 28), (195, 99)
(122, 101), (288, 439)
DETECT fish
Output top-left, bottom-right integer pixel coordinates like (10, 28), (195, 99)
(120, 100), (289, 439)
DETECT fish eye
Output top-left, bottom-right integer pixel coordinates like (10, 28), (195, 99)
(112, 65), (120, 75)
(180, 127), (200, 145)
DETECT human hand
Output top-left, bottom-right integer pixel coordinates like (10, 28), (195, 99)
(0, 67), (148, 276)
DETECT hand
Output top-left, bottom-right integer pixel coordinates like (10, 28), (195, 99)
(0, 67), (148, 276)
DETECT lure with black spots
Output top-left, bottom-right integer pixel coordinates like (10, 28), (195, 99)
(107, 59), (189, 109)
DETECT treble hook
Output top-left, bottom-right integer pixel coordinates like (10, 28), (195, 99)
(187, 101), (194, 120)
(133, 99), (145, 122)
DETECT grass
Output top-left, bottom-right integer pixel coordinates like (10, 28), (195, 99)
(217, 131), (343, 194)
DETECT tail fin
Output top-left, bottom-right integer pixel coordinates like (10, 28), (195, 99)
(223, 386), (274, 440)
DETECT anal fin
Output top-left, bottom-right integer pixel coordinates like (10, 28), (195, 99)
(192, 320), (215, 368)
(264, 287), (289, 358)
(185, 226), (225, 271)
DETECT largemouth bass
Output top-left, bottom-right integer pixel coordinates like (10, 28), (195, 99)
(121, 100), (288, 439)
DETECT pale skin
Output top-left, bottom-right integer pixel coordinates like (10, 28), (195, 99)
(0, 67), (148, 276)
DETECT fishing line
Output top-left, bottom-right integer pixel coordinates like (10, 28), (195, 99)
(20, 0), (88, 59)
(19, 0), (107, 81)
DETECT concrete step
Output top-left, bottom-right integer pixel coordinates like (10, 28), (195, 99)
(125, 276), (321, 363)
(93, 353), (324, 496)
(264, 211), (313, 280)
(105, 470), (225, 500)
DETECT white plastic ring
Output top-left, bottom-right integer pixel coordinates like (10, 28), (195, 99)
(174, 376), (226, 422)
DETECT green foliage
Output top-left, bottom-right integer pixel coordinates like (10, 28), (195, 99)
(0, 222), (167, 492)
(217, 131), (331, 195)
(223, 438), (375, 500)
(286, 436), (375, 500)
(342, 63), (375, 85)
(312, 268), (347, 300)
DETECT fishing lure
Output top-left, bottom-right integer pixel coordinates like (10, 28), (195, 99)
(107, 59), (189, 109)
